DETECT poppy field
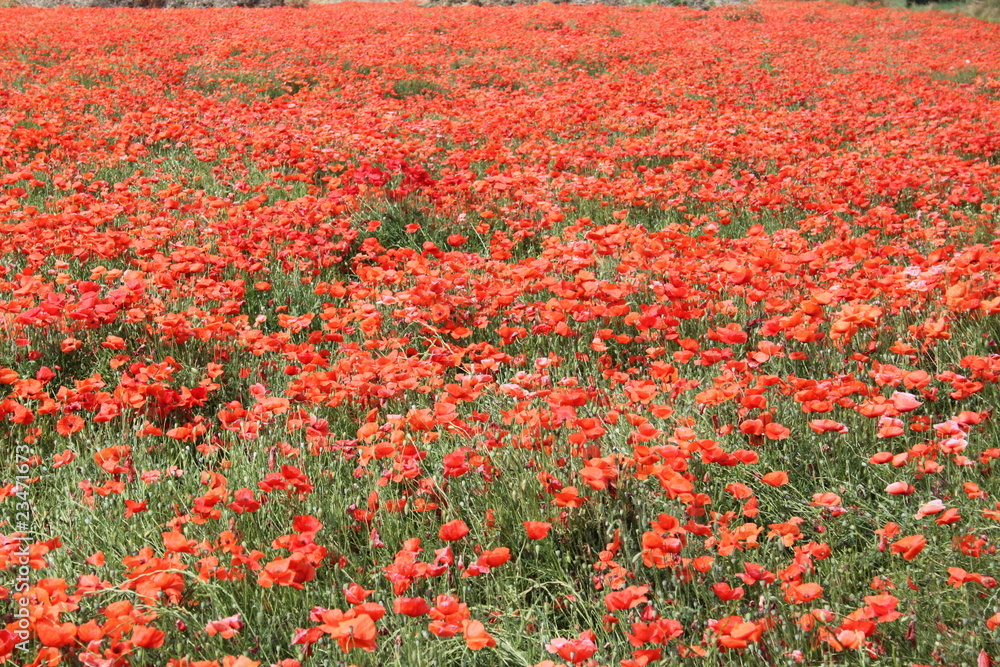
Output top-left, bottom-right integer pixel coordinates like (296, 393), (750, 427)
(2, 2), (1000, 665)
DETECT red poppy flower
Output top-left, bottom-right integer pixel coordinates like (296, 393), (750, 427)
(439, 519), (470, 542)
(524, 521), (552, 540)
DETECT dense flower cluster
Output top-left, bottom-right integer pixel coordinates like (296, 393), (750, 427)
(1, 2), (999, 665)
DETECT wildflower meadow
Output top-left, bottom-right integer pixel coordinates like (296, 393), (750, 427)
(1, 2), (1000, 665)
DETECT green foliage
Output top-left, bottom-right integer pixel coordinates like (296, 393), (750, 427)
(389, 78), (446, 99)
